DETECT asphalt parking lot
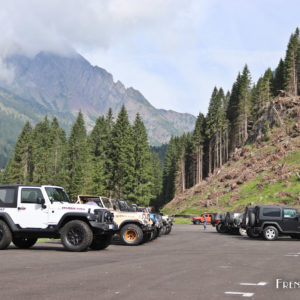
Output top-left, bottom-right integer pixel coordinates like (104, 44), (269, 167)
(1, 224), (300, 300)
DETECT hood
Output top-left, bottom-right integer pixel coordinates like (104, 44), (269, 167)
(51, 202), (105, 214)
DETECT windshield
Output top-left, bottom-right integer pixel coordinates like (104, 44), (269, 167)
(79, 196), (103, 207)
(45, 187), (71, 203)
(102, 197), (113, 209)
(118, 200), (133, 211)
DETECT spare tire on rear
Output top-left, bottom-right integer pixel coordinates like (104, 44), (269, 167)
(229, 212), (234, 224)
(248, 212), (255, 227)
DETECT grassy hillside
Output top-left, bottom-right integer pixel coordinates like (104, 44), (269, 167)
(163, 96), (300, 216)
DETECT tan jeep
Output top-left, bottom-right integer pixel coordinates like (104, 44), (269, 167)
(77, 196), (153, 246)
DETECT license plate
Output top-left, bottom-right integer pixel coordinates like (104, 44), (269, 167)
(109, 224), (114, 229)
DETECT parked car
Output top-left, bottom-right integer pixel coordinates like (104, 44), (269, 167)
(0, 185), (116, 252)
(224, 212), (246, 235)
(77, 196), (154, 246)
(241, 206), (260, 238)
(216, 213), (228, 233)
(243, 205), (300, 241)
(161, 215), (173, 235)
(131, 204), (163, 239)
(192, 213), (213, 225)
(211, 213), (223, 227)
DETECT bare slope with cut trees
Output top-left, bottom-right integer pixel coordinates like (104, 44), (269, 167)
(156, 28), (300, 213)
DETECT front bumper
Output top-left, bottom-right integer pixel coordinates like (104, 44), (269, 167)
(141, 223), (154, 233)
(89, 221), (117, 233)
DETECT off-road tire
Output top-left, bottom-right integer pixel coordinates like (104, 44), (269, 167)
(194, 220), (201, 225)
(120, 224), (143, 245)
(13, 237), (37, 249)
(160, 225), (167, 235)
(151, 227), (158, 240)
(246, 228), (260, 238)
(0, 220), (12, 250)
(142, 232), (152, 243)
(263, 226), (278, 241)
(90, 233), (113, 250)
(165, 225), (172, 235)
(216, 223), (228, 233)
(248, 212), (255, 227)
(60, 220), (93, 252)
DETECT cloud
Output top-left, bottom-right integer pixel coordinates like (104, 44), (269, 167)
(0, 0), (295, 115)
(0, 0), (196, 57)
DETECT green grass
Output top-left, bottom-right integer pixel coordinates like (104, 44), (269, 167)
(173, 217), (193, 224)
(37, 238), (59, 243)
(283, 151), (300, 165)
(222, 173), (300, 211)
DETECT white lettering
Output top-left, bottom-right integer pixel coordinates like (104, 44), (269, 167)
(276, 279), (300, 289)
(276, 279), (282, 289)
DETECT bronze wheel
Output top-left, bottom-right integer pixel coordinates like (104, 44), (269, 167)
(120, 224), (143, 245)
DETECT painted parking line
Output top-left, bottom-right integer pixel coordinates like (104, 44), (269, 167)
(285, 254), (299, 257)
(240, 282), (268, 286)
(224, 291), (254, 297)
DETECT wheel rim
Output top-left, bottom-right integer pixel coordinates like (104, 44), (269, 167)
(125, 229), (137, 241)
(67, 227), (84, 246)
(266, 229), (275, 239)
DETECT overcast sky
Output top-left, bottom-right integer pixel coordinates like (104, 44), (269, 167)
(0, 0), (299, 116)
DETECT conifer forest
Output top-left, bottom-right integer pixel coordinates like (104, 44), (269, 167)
(1, 29), (300, 209)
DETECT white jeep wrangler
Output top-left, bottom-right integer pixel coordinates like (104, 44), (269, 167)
(0, 185), (116, 252)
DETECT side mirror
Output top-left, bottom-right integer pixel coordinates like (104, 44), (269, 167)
(37, 197), (47, 209)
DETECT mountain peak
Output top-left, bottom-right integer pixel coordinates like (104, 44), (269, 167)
(0, 51), (196, 167)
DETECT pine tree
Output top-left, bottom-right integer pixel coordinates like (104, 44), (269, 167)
(238, 65), (251, 144)
(192, 112), (205, 185)
(206, 87), (219, 175)
(108, 105), (135, 199)
(149, 152), (163, 209)
(283, 29), (300, 96)
(132, 113), (152, 205)
(273, 58), (285, 95)
(87, 116), (109, 196)
(49, 117), (67, 186)
(2, 122), (33, 184)
(66, 112), (89, 200)
(31, 117), (52, 184)
(251, 68), (273, 125)
(161, 136), (184, 206)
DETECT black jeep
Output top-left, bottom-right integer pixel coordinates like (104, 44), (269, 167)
(242, 205), (300, 241)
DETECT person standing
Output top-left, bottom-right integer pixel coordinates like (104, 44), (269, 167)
(203, 215), (207, 230)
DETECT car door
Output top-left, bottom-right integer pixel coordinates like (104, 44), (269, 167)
(281, 208), (300, 232)
(15, 187), (49, 228)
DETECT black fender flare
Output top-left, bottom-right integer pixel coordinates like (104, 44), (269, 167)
(261, 222), (283, 233)
(57, 212), (93, 229)
(0, 212), (19, 232)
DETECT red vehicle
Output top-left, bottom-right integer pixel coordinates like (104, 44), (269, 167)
(192, 213), (213, 225)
